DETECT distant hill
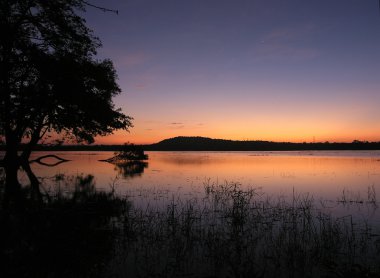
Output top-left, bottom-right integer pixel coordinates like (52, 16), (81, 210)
(144, 136), (380, 151)
(1, 136), (379, 151)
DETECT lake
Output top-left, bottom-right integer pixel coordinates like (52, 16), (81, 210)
(22, 150), (380, 203)
(3, 150), (380, 277)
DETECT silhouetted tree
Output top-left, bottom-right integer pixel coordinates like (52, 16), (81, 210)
(0, 1), (132, 199)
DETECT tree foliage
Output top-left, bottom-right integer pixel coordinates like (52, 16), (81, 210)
(0, 0), (132, 159)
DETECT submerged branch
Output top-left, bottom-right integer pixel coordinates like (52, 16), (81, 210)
(29, 154), (70, 167)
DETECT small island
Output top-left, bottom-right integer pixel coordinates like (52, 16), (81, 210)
(100, 143), (148, 163)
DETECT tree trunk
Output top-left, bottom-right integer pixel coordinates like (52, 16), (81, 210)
(3, 139), (22, 207)
(20, 128), (43, 201)
(21, 161), (42, 202)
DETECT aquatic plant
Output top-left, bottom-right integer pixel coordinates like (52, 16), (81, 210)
(1, 174), (379, 278)
(108, 181), (380, 278)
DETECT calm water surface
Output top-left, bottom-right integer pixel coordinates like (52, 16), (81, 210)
(21, 150), (380, 200)
(0, 150), (376, 224)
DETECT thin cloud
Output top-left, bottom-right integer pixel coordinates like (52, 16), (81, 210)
(143, 120), (162, 124)
(168, 122), (185, 130)
(135, 83), (146, 90)
(119, 51), (150, 68)
(261, 24), (317, 43)
(254, 44), (320, 61)
(252, 24), (320, 61)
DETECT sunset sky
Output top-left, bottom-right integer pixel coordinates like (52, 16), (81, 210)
(84, 0), (380, 144)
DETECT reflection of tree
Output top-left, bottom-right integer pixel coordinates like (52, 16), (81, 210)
(100, 144), (149, 179)
(0, 168), (5, 201)
(0, 172), (128, 278)
(114, 161), (148, 179)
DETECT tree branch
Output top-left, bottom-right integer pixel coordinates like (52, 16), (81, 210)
(83, 1), (118, 14)
(29, 154), (70, 167)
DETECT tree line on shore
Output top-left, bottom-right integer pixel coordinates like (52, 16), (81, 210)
(2, 136), (379, 152)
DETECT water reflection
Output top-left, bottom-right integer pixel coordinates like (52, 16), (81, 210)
(2, 151), (380, 277)
(158, 154), (215, 165)
(112, 161), (148, 178)
(0, 171), (125, 278)
(21, 151), (380, 201)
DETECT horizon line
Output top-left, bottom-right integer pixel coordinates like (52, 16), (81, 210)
(14, 136), (380, 146)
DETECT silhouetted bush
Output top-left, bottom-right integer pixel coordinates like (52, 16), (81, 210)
(102, 143), (148, 163)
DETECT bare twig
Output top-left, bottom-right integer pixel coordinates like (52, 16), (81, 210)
(83, 1), (118, 14)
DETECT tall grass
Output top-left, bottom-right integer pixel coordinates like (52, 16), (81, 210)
(110, 181), (380, 278)
(1, 174), (379, 277)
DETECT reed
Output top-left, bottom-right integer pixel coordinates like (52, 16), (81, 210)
(109, 181), (380, 278)
(1, 175), (379, 278)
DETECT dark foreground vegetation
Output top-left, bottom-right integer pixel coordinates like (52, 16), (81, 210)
(1, 173), (380, 278)
(0, 174), (128, 278)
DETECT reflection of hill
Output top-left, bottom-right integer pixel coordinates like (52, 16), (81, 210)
(146, 137), (380, 151)
(159, 155), (215, 165)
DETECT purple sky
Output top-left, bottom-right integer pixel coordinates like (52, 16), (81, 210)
(83, 0), (380, 144)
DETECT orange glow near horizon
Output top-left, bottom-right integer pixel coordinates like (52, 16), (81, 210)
(93, 84), (380, 145)
(80, 1), (380, 146)
(93, 117), (380, 145)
